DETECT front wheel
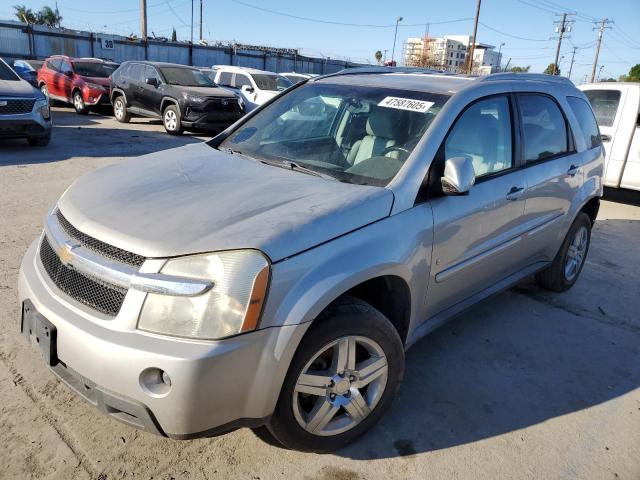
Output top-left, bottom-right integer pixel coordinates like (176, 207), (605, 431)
(536, 212), (592, 292)
(113, 96), (131, 123)
(266, 297), (404, 452)
(163, 105), (182, 135)
(73, 91), (89, 114)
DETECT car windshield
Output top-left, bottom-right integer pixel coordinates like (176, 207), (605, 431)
(217, 82), (449, 186)
(160, 67), (215, 87)
(252, 74), (292, 91)
(0, 60), (20, 81)
(72, 62), (116, 78)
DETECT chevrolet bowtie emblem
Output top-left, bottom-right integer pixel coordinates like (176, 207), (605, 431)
(57, 242), (78, 265)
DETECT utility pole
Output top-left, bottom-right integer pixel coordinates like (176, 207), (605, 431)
(590, 19), (612, 83)
(140, 0), (147, 41)
(567, 46), (577, 80)
(552, 13), (574, 75)
(467, 0), (481, 74)
(199, 0), (203, 42)
(391, 16), (403, 65)
(190, 0), (194, 46)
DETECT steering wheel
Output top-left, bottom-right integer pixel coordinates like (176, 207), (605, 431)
(381, 145), (411, 156)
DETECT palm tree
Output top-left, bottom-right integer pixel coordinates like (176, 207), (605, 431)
(13, 5), (36, 24)
(37, 6), (62, 27)
(374, 50), (383, 65)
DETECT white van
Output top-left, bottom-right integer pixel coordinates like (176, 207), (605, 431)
(211, 66), (292, 111)
(579, 83), (640, 191)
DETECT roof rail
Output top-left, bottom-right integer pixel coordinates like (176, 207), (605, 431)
(478, 72), (574, 86)
(318, 66), (459, 79)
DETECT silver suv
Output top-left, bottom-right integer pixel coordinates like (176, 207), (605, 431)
(19, 69), (604, 452)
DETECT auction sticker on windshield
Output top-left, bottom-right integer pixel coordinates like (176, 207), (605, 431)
(378, 97), (434, 113)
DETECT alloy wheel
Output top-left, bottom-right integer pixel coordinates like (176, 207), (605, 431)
(73, 93), (84, 111)
(292, 335), (388, 436)
(164, 109), (178, 131)
(564, 225), (588, 281)
(114, 99), (124, 119)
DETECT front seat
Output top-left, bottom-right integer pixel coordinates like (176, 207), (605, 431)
(347, 107), (401, 165)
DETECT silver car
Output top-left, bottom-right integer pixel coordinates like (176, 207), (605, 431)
(18, 69), (604, 452)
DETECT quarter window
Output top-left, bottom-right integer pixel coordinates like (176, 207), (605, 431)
(567, 96), (602, 150)
(518, 94), (569, 163)
(445, 96), (513, 177)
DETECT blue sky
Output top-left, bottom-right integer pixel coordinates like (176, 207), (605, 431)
(2, 0), (639, 81)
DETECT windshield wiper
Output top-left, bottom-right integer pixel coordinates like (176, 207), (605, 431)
(260, 159), (336, 180)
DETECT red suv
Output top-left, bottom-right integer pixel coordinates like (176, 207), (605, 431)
(37, 56), (117, 114)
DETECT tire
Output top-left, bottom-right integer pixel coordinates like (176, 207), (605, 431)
(27, 133), (51, 147)
(113, 96), (131, 123)
(162, 104), (183, 135)
(72, 91), (89, 114)
(40, 84), (49, 98)
(266, 296), (405, 452)
(536, 212), (592, 292)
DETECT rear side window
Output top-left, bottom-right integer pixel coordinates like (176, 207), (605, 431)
(128, 64), (144, 82)
(218, 72), (232, 86)
(518, 94), (569, 163)
(583, 90), (621, 127)
(445, 95), (513, 177)
(567, 97), (602, 149)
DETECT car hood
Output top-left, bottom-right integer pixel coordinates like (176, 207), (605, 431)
(57, 142), (394, 261)
(177, 85), (237, 98)
(0, 78), (38, 97)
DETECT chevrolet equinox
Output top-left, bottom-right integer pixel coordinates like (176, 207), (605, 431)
(19, 69), (604, 452)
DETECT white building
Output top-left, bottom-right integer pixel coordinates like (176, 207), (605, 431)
(472, 43), (502, 73)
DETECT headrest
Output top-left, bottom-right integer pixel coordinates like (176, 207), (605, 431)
(366, 107), (400, 138)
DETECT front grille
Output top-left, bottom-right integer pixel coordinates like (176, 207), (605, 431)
(203, 98), (242, 113)
(39, 236), (126, 317)
(56, 210), (145, 267)
(0, 98), (35, 115)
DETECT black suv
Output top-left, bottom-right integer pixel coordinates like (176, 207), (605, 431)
(110, 61), (244, 134)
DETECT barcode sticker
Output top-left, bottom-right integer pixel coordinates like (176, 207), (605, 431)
(378, 97), (434, 113)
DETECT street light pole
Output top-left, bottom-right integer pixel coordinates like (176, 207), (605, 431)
(498, 42), (505, 71)
(391, 16), (403, 65)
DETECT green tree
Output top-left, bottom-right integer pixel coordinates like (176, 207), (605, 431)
(13, 5), (36, 23)
(510, 65), (531, 73)
(171, 28), (177, 42)
(543, 63), (560, 75)
(374, 50), (383, 65)
(621, 64), (640, 82)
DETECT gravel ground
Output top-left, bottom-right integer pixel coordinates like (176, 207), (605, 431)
(1, 108), (639, 480)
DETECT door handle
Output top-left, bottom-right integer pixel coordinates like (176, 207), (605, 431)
(567, 164), (580, 177)
(506, 186), (524, 201)
(600, 134), (611, 142)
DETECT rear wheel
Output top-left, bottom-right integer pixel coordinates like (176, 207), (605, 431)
(113, 96), (131, 123)
(266, 297), (404, 452)
(73, 91), (89, 114)
(163, 105), (182, 135)
(536, 212), (592, 292)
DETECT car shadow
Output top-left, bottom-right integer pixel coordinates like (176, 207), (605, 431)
(603, 187), (640, 207)
(0, 109), (206, 166)
(257, 218), (640, 459)
(336, 218), (640, 460)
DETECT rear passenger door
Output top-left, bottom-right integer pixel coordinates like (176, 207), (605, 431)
(426, 95), (529, 318)
(517, 93), (582, 263)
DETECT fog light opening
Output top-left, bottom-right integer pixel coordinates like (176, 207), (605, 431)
(139, 367), (172, 397)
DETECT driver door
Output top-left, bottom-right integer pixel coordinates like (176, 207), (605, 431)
(425, 94), (530, 319)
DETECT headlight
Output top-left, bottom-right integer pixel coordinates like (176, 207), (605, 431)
(182, 92), (206, 103)
(138, 250), (270, 340)
(35, 98), (50, 120)
(85, 82), (105, 90)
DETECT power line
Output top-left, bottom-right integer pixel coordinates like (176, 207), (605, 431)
(591, 19), (613, 82)
(552, 13), (574, 75)
(478, 22), (549, 42)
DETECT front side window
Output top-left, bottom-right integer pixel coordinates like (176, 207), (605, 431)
(159, 67), (214, 87)
(567, 96), (602, 150)
(143, 65), (161, 83)
(234, 74), (251, 88)
(445, 96), (513, 177)
(518, 94), (569, 163)
(72, 62), (116, 78)
(218, 82), (449, 186)
(583, 89), (621, 127)
(46, 59), (61, 72)
(60, 59), (72, 74)
(252, 74), (291, 92)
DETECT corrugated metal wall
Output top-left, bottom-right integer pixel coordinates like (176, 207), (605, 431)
(0, 21), (363, 74)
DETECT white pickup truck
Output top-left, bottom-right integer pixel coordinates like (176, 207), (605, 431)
(579, 83), (640, 191)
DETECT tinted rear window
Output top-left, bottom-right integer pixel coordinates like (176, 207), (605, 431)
(518, 94), (569, 163)
(584, 90), (621, 127)
(567, 96), (602, 150)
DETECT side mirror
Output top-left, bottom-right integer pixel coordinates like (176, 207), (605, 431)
(145, 77), (159, 87)
(441, 156), (475, 195)
(241, 85), (254, 94)
(64, 70), (73, 77)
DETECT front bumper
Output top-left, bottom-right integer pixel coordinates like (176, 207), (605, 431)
(18, 239), (308, 438)
(84, 92), (110, 106)
(182, 100), (243, 131)
(0, 111), (51, 139)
